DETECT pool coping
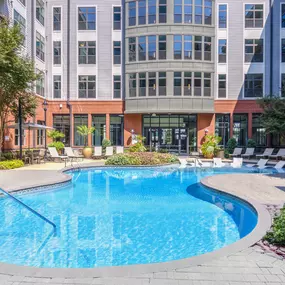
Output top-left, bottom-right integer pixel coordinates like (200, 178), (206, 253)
(0, 165), (272, 278)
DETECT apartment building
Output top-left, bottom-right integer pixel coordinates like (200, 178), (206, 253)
(0, 0), (284, 154)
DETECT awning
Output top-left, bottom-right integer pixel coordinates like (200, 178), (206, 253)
(7, 123), (54, 130)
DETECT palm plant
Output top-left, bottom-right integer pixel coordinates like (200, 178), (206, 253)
(76, 125), (95, 147)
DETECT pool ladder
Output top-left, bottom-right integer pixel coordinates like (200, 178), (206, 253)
(0, 188), (56, 232)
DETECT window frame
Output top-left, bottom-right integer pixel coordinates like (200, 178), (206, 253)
(244, 39), (264, 63)
(244, 4), (264, 29)
(78, 41), (96, 65)
(53, 7), (61, 31)
(218, 74), (227, 99)
(53, 75), (62, 99)
(244, 73), (264, 98)
(113, 75), (122, 99)
(78, 7), (96, 30)
(218, 4), (227, 29)
(218, 39), (227, 63)
(113, 41), (121, 65)
(113, 6), (121, 30)
(36, 0), (45, 26)
(36, 31), (45, 62)
(78, 75), (96, 99)
(53, 41), (61, 65)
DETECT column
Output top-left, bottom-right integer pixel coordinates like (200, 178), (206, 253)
(88, 114), (92, 146)
(106, 114), (110, 140)
(248, 113), (252, 139)
(230, 113), (234, 138)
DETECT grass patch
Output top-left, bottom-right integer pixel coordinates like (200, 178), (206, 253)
(0, 160), (24, 170)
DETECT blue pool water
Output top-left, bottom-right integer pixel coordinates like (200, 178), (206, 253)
(0, 167), (270, 268)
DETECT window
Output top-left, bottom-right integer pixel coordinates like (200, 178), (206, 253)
(184, 0), (193, 23)
(129, 37), (136, 62)
(174, 72), (182, 96)
(138, 0), (146, 25)
(129, 73), (137, 97)
(14, 10), (26, 41)
(233, 114), (248, 146)
(148, 35), (156, 60)
(113, 75), (121, 99)
(19, 0), (26, 6)
(53, 7), (61, 31)
(78, 41), (96, 64)
(78, 7), (96, 30)
(148, 72), (156, 96)
(184, 72), (192, 96)
(174, 0), (182, 23)
(245, 4), (263, 28)
(282, 74), (285, 97)
(78, 76), (96, 98)
(218, 39), (227, 63)
(129, 1), (136, 26)
(252, 114), (266, 146)
(36, 31), (45, 61)
(53, 115), (70, 146)
(36, 70), (45, 97)
(159, 72), (166, 96)
(184, 35), (192, 59)
(174, 35), (182, 59)
(92, 115), (106, 146)
(113, 41), (121, 65)
(245, 39), (263, 62)
(53, 41), (61, 65)
(195, 0), (203, 24)
(244, 74), (263, 98)
(14, 128), (26, 146)
(218, 4), (227, 28)
(204, 0), (212, 25)
(194, 72), (202, 96)
(138, 36), (146, 61)
(282, 4), (285, 28)
(204, 36), (211, 61)
(204, 73), (211, 96)
(74, 115), (88, 146)
(218, 74), (227, 98)
(36, 0), (44, 26)
(194, 36), (202, 60)
(159, 35), (167, 59)
(110, 115), (124, 146)
(215, 114), (230, 146)
(53, 75), (61, 99)
(139, 73), (146, 96)
(148, 0), (156, 24)
(37, 121), (45, 146)
(113, 6), (121, 30)
(282, 39), (285, 62)
(159, 0), (167, 23)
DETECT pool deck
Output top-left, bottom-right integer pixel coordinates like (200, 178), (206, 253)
(0, 163), (285, 284)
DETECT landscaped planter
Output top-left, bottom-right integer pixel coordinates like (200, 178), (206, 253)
(82, 147), (93, 158)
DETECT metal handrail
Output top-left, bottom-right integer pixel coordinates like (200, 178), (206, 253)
(0, 188), (56, 231)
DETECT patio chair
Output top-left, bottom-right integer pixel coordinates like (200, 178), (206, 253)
(105, 146), (113, 157)
(213, 158), (226, 168)
(261, 161), (285, 173)
(195, 159), (210, 168)
(269, 149), (285, 160)
(116, 146), (124, 154)
(64, 147), (84, 162)
(246, 159), (268, 168)
(48, 147), (69, 163)
(229, 148), (243, 158)
(93, 146), (103, 158)
(231, 158), (243, 168)
(241, 148), (255, 159)
(256, 148), (274, 158)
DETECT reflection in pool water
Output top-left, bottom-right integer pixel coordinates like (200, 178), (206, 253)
(0, 167), (268, 268)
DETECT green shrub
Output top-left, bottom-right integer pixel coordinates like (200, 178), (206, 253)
(247, 139), (256, 148)
(48, 141), (65, 152)
(0, 152), (15, 161)
(264, 208), (285, 245)
(226, 138), (237, 154)
(201, 134), (221, 158)
(128, 135), (147, 153)
(158, 148), (169, 153)
(102, 139), (112, 153)
(105, 153), (140, 165)
(0, 160), (24, 170)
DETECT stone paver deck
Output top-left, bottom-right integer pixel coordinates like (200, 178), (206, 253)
(0, 166), (285, 284)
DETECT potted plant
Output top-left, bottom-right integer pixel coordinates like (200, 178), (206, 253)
(201, 134), (222, 159)
(47, 130), (65, 154)
(76, 125), (95, 158)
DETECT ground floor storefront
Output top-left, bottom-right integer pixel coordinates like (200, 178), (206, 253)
(3, 99), (283, 153)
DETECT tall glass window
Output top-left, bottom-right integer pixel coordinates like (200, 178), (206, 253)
(148, 0), (156, 24)
(174, 0), (182, 23)
(184, 35), (192, 59)
(184, 0), (193, 23)
(218, 74), (227, 98)
(282, 4), (285, 28)
(138, 0), (146, 25)
(113, 41), (121, 64)
(139, 73), (146, 97)
(159, 35), (167, 59)
(195, 0), (203, 24)
(149, 72), (157, 96)
(113, 75), (121, 99)
(252, 114), (266, 146)
(281, 74), (285, 97)
(110, 115), (124, 146)
(138, 36), (146, 61)
(36, 31), (45, 61)
(53, 75), (61, 99)
(53, 7), (61, 31)
(36, 0), (45, 26)
(184, 72), (192, 96)
(215, 114), (230, 146)
(74, 115), (88, 146)
(204, 73), (211, 96)
(128, 1), (136, 26)
(129, 73), (137, 97)
(174, 35), (182, 59)
(78, 76), (96, 98)
(78, 7), (96, 30)
(129, 37), (136, 62)
(53, 115), (70, 146)
(14, 9), (26, 39)
(159, 72), (166, 96)
(282, 39), (285, 62)
(53, 41), (61, 65)
(245, 4), (263, 28)
(159, 0), (167, 23)
(78, 41), (96, 64)
(245, 39), (263, 62)
(148, 35), (156, 60)
(36, 69), (44, 97)
(204, 0), (212, 25)
(194, 72), (202, 96)
(233, 114), (248, 146)
(204, 36), (211, 61)
(194, 36), (202, 60)
(244, 74), (263, 98)
(113, 6), (121, 30)
(174, 72), (182, 96)
(92, 115), (106, 146)
(218, 39), (227, 63)
(218, 4), (227, 28)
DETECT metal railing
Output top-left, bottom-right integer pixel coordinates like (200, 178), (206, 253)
(0, 188), (56, 231)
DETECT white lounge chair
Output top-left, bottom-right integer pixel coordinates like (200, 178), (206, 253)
(48, 147), (69, 163)
(229, 148), (243, 158)
(256, 148), (274, 158)
(93, 146), (102, 158)
(116, 146), (124, 154)
(195, 159), (210, 168)
(105, 146), (113, 157)
(261, 161), (285, 173)
(246, 159), (268, 168)
(231, 158), (243, 168)
(64, 147), (84, 161)
(241, 148), (255, 158)
(269, 149), (285, 160)
(213, 158), (226, 168)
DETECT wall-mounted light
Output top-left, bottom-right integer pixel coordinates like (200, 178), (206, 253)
(59, 104), (63, 109)
(131, 129), (134, 134)
(151, 113), (156, 117)
(204, 128), (209, 135)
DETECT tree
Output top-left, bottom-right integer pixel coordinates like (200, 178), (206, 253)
(76, 125), (95, 147)
(0, 19), (39, 151)
(257, 95), (285, 141)
(47, 130), (65, 142)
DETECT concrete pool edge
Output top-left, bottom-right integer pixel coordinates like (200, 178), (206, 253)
(0, 166), (272, 278)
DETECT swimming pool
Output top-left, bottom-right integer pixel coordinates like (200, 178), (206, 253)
(0, 167), (271, 268)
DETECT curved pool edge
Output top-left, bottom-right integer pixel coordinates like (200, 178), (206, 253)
(0, 165), (272, 278)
